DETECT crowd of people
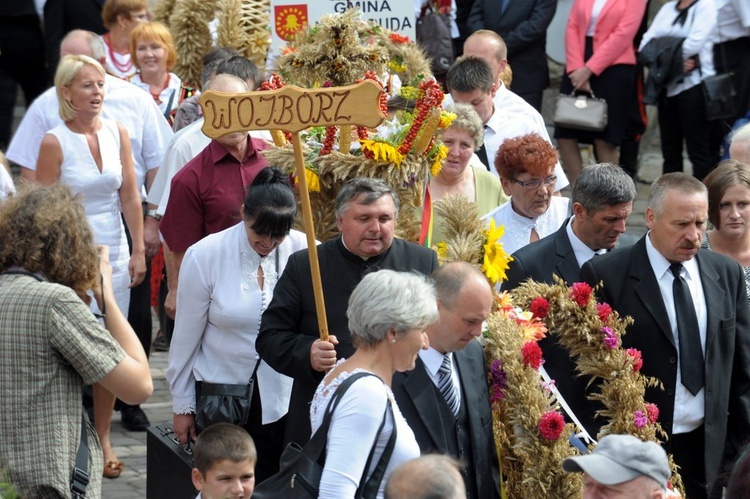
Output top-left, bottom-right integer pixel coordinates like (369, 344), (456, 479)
(1, 0), (750, 498)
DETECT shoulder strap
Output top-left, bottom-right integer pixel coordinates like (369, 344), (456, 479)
(71, 415), (90, 498)
(355, 398), (396, 498)
(302, 372), (378, 465)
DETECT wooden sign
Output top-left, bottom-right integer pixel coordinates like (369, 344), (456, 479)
(198, 79), (386, 138)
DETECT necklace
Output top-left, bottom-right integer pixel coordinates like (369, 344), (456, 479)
(103, 33), (133, 75)
(148, 73), (170, 102)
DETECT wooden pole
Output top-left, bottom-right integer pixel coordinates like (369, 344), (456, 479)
(291, 132), (329, 341)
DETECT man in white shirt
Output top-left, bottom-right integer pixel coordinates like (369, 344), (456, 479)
(444, 55), (568, 193)
(580, 173), (750, 499)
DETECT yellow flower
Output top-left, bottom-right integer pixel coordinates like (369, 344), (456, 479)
(496, 291), (515, 314)
(387, 60), (407, 73)
(399, 86), (423, 100)
(430, 145), (447, 176)
(435, 242), (448, 260)
(438, 111), (457, 129)
(293, 167), (321, 192)
(305, 168), (320, 192)
(360, 139), (404, 165)
(482, 219), (513, 285)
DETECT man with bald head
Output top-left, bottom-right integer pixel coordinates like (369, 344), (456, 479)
(160, 74), (268, 279)
(461, 30), (555, 161)
(729, 123), (750, 164)
(385, 455), (467, 499)
(392, 261), (499, 499)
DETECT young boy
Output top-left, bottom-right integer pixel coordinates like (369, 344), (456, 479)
(191, 423), (257, 499)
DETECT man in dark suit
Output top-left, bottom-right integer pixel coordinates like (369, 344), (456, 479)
(467, 0), (556, 111)
(43, 0), (106, 80)
(392, 262), (498, 499)
(257, 178), (439, 447)
(580, 173), (750, 499)
(502, 163), (636, 438)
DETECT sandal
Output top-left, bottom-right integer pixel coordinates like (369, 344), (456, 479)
(103, 460), (124, 479)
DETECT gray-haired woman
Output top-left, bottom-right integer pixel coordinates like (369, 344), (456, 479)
(310, 270), (438, 499)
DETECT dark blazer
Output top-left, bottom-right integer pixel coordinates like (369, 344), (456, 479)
(257, 237), (438, 446)
(501, 222), (636, 436)
(580, 237), (750, 489)
(392, 341), (499, 499)
(467, 0), (556, 94)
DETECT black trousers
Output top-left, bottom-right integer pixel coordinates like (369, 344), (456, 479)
(0, 15), (48, 149)
(672, 425), (707, 499)
(658, 85), (719, 181)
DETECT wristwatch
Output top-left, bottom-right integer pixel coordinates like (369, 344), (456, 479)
(146, 209), (162, 221)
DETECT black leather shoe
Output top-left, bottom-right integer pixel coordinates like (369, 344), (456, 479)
(153, 331), (169, 352)
(121, 406), (150, 431)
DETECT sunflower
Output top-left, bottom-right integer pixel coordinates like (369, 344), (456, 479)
(430, 144), (448, 176)
(360, 139), (404, 165)
(482, 219), (513, 285)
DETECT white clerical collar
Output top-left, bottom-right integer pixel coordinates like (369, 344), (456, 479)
(340, 236), (371, 261)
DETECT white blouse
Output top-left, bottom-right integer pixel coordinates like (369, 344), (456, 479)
(311, 364), (420, 499)
(639, 0), (718, 97)
(483, 195), (571, 256)
(128, 72), (183, 117)
(166, 222), (308, 424)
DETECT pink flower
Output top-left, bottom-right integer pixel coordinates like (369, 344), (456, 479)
(634, 410), (648, 428)
(570, 282), (593, 307)
(541, 379), (556, 392)
(596, 302), (612, 321)
(538, 411), (565, 440)
(645, 403), (659, 423)
(521, 341), (543, 370)
(529, 296), (550, 319)
(626, 348), (643, 371)
(602, 326), (618, 349)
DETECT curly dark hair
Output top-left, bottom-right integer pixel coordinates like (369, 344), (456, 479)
(0, 183), (98, 297)
(495, 133), (557, 180)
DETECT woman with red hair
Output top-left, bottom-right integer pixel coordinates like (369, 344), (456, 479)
(484, 133), (570, 256)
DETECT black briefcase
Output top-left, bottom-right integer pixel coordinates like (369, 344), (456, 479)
(147, 424), (198, 498)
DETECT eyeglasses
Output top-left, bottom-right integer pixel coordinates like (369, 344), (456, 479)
(512, 175), (557, 191)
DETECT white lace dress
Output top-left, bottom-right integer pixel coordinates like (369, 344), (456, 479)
(310, 362), (420, 499)
(48, 118), (130, 314)
(166, 222), (308, 424)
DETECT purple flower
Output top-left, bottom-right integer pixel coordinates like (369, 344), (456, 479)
(541, 379), (556, 392)
(489, 359), (508, 402)
(602, 326), (618, 349)
(634, 410), (647, 428)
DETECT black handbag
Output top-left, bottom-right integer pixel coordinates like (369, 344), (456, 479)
(702, 72), (737, 121)
(253, 372), (397, 499)
(194, 356), (261, 432)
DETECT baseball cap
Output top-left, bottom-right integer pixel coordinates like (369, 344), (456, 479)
(562, 434), (670, 487)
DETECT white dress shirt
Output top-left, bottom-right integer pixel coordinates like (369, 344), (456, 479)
(6, 74), (173, 195)
(645, 233), (706, 434)
(484, 196), (571, 256)
(166, 222), (308, 424)
(419, 347), (462, 409)
(714, 0), (750, 42)
(566, 216), (605, 268)
(129, 72), (184, 117)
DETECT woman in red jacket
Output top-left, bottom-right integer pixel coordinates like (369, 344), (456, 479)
(555, 0), (647, 184)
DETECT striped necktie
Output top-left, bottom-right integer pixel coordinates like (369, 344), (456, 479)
(438, 354), (460, 417)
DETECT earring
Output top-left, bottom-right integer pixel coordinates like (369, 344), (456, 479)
(391, 338), (396, 344)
